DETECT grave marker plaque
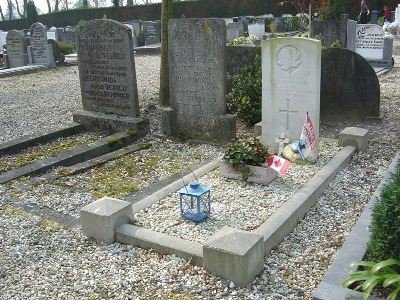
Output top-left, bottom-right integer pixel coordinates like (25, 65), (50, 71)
(5, 30), (27, 68)
(261, 37), (321, 154)
(75, 19), (139, 117)
(164, 18), (235, 142)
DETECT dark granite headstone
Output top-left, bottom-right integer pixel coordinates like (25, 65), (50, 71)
(163, 18), (235, 142)
(142, 21), (161, 46)
(320, 48), (380, 121)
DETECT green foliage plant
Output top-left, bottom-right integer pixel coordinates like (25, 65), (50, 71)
(58, 42), (75, 54)
(342, 259), (400, 300)
(269, 21), (277, 37)
(330, 39), (341, 48)
(378, 16), (384, 26)
(222, 137), (270, 167)
(367, 159), (400, 262)
(227, 55), (261, 125)
(77, 19), (87, 26)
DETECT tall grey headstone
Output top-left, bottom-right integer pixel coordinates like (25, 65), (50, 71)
(163, 18), (236, 142)
(5, 30), (28, 68)
(28, 22), (55, 67)
(74, 19), (149, 135)
(226, 22), (244, 42)
(261, 37), (321, 154)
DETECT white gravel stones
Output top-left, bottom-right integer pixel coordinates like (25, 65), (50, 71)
(0, 46), (399, 299)
(133, 140), (341, 244)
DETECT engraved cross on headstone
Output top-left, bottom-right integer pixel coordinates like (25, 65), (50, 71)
(275, 132), (289, 155)
(279, 99), (297, 130)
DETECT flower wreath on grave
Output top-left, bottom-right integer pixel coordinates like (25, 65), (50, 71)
(220, 138), (276, 184)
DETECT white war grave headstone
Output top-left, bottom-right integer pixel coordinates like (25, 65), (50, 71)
(4, 30), (28, 68)
(28, 22), (56, 67)
(73, 19), (149, 135)
(163, 18), (236, 142)
(261, 37), (321, 154)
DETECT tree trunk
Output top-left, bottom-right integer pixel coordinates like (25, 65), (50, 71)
(0, 5), (4, 21)
(7, 0), (13, 20)
(159, 0), (172, 106)
(83, 0), (88, 8)
(45, 0), (51, 12)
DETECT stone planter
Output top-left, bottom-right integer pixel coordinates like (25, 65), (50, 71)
(219, 161), (277, 185)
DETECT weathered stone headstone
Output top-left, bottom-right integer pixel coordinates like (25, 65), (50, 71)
(124, 24), (138, 48)
(226, 22), (244, 42)
(28, 22), (55, 67)
(142, 21), (161, 45)
(163, 18), (236, 142)
(321, 48), (380, 121)
(261, 37), (321, 154)
(74, 19), (149, 135)
(4, 30), (28, 68)
(248, 21), (265, 40)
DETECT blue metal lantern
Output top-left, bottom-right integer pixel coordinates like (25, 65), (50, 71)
(179, 170), (210, 222)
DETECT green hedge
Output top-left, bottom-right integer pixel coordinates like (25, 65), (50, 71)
(0, 0), (297, 30)
(367, 158), (400, 262)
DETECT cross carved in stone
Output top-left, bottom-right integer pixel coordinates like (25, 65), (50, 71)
(279, 99), (297, 130)
(275, 132), (289, 156)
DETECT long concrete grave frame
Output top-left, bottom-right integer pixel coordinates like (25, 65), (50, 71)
(81, 127), (372, 286)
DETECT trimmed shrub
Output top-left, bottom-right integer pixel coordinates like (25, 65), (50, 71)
(367, 159), (400, 262)
(227, 54), (261, 125)
(58, 42), (75, 55)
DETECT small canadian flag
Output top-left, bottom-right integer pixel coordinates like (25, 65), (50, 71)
(267, 154), (290, 174)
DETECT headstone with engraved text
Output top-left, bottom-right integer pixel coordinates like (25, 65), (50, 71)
(261, 37), (321, 154)
(142, 21), (161, 46)
(74, 19), (149, 135)
(28, 22), (55, 67)
(163, 18), (235, 142)
(4, 30), (28, 68)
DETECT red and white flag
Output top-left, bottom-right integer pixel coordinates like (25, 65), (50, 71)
(267, 154), (290, 174)
(298, 112), (316, 160)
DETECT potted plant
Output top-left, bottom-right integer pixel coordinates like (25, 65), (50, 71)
(219, 138), (277, 184)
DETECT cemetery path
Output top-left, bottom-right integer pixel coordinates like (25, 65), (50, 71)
(0, 46), (399, 299)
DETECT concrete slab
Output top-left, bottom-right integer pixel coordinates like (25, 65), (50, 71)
(339, 127), (369, 152)
(116, 224), (203, 266)
(0, 64), (48, 78)
(203, 226), (264, 287)
(80, 197), (133, 244)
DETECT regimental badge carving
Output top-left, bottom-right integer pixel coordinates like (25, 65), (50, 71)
(276, 45), (302, 73)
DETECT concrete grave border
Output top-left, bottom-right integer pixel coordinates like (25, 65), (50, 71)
(82, 128), (372, 286)
(313, 151), (399, 300)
